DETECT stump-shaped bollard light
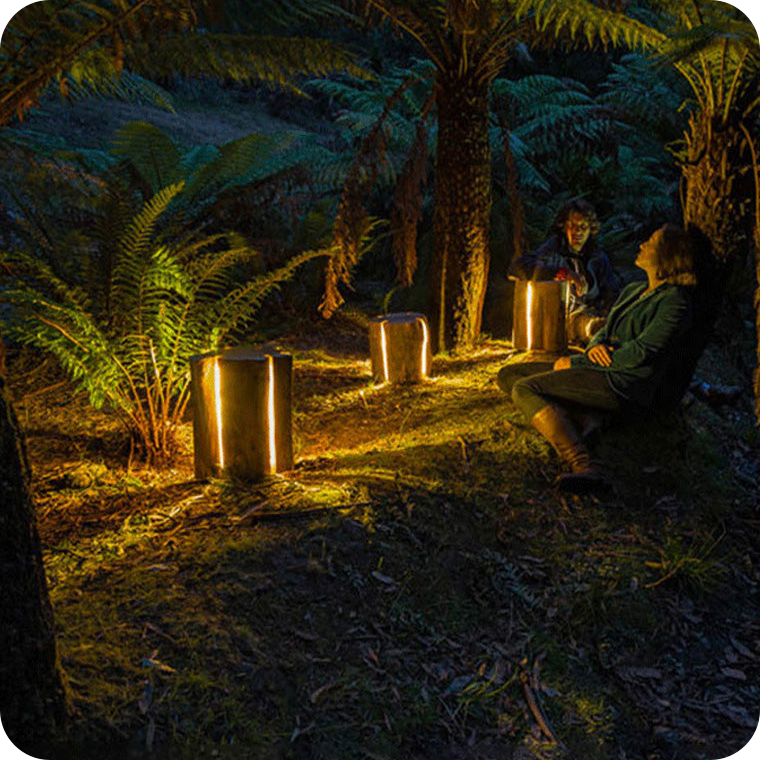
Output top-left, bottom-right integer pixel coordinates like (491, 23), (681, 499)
(511, 279), (567, 353)
(368, 312), (432, 384)
(190, 346), (293, 480)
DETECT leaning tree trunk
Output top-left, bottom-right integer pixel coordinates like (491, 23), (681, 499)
(755, 223), (760, 425)
(682, 109), (759, 422)
(430, 70), (491, 352)
(682, 110), (754, 264)
(0, 375), (69, 753)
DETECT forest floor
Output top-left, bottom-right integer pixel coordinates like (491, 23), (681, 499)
(8, 310), (760, 760)
(7, 88), (760, 759)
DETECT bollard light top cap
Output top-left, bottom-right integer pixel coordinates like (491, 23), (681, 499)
(370, 312), (428, 324)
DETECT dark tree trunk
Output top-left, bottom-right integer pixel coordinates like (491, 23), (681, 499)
(683, 111), (754, 264)
(430, 71), (491, 352)
(755, 222), (760, 425)
(682, 110), (759, 421)
(0, 375), (68, 753)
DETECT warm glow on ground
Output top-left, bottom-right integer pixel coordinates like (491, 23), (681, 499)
(214, 358), (224, 469)
(267, 354), (277, 473)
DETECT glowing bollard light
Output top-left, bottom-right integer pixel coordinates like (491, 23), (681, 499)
(511, 279), (567, 354)
(368, 312), (433, 384)
(189, 346), (293, 480)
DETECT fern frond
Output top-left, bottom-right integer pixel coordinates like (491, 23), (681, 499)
(65, 61), (176, 112)
(319, 217), (385, 319)
(0, 248), (91, 313)
(0, 0), (365, 126)
(0, 0), (184, 125)
(211, 248), (329, 342)
(390, 96), (434, 287)
(127, 34), (370, 94)
(110, 121), (182, 192)
(182, 131), (304, 202)
(512, 0), (666, 53)
(1, 287), (130, 411)
(110, 182), (185, 319)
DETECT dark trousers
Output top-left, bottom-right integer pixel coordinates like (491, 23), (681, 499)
(497, 361), (622, 421)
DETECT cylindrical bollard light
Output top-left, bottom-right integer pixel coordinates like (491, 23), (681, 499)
(368, 312), (432, 384)
(189, 346), (293, 480)
(511, 279), (567, 353)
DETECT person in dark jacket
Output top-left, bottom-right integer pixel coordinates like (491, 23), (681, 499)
(498, 223), (698, 493)
(510, 199), (621, 344)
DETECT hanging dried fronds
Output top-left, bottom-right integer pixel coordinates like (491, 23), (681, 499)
(320, 73), (424, 318)
(390, 93), (435, 288)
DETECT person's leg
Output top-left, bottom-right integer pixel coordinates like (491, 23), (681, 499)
(511, 368), (621, 493)
(496, 361), (554, 396)
(512, 367), (620, 421)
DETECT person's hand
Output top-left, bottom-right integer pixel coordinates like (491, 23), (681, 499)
(587, 344), (615, 367)
(553, 356), (571, 370)
(568, 272), (588, 295)
(555, 269), (586, 294)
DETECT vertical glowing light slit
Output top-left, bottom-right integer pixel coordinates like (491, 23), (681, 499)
(417, 318), (429, 377)
(526, 281), (534, 351)
(267, 354), (277, 473)
(213, 358), (224, 469)
(379, 321), (390, 383)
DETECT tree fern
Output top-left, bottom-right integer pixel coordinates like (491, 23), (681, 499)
(0, 0), (367, 125)
(64, 49), (176, 111)
(0, 183), (325, 466)
(110, 122), (183, 192)
(493, 75), (617, 159)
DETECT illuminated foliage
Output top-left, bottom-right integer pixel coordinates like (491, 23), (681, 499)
(0, 181), (325, 466)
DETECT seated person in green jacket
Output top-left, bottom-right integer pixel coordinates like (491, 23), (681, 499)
(509, 199), (621, 345)
(498, 223), (698, 493)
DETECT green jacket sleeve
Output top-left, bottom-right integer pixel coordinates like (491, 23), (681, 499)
(570, 286), (695, 406)
(604, 290), (691, 372)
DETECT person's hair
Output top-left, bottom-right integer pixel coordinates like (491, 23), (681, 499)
(654, 224), (697, 286)
(552, 198), (601, 239)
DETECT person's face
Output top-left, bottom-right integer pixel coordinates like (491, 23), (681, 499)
(564, 212), (591, 253)
(635, 227), (664, 274)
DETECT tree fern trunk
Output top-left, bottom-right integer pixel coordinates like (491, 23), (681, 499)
(430, 71), (491, 352)
(683, 110), (753, 263)
(0, 376), (69, 753)
(755, 224), (760, 425)
(682, 109), (758, 420)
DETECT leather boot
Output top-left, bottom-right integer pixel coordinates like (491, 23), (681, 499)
(530, 405), (608, 493)
(567, 408), (604, 440)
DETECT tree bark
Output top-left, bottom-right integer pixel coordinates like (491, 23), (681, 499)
(755, 218), (760, 425)
(0, 376), (69, 753)
(682, 111), (754, 264)
(430, 71), (491, 352)
(682, 109), (760, 421)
